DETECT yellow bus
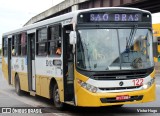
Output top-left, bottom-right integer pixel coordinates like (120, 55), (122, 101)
(2, 7), (156, 109)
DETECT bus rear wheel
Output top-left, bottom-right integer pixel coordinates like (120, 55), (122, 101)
(15, 74), (22, 95)
(53, 84), (64, 110)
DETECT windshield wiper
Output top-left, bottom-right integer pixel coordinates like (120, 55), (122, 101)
(126, 25), (138, 52)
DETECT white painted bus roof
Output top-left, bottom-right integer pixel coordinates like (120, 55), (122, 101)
(2, 7), (150, 37)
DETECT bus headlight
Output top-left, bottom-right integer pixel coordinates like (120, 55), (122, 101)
(77, 79), (98, 93)
(142, 78), (155, 90)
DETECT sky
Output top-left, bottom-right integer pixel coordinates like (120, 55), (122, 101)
(0, 0), (64, 48)
(0, 0), (160, 48)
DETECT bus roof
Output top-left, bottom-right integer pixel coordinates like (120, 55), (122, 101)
(3, 7), (150, 37)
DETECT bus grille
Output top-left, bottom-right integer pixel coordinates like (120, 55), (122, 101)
(100, 95), (143, 103)
(91, 72), (148, 80)
(99, 86), (141, 91)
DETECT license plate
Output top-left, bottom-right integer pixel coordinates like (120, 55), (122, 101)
(116, 95), (130, 100)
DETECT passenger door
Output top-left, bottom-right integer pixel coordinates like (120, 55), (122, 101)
(63, 25), (74, 101)
(27, 30), (36, 91)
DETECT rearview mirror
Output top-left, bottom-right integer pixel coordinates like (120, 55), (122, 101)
(69, 31), (77, 45)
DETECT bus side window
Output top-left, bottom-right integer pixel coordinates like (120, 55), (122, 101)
(55, 41), (62, 55)
(12, 36), (15, 56)
(21, 33), (27, 56)
(37, 28), (47, 56)
(48, 25), (62, 57)
(2, 37), (8, 57)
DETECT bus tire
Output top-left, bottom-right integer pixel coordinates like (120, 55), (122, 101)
(53, 83), (64, 110)
(15, 74), (22, 95)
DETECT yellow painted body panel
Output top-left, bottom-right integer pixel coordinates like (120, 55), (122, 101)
(38, 75), (50, 98)
(150, 69), (155, 78)
(2, 57), (8, 81)
(74, 69), (89, 94)
(154, 57), (158, 62)
(11, 71), (15, 85)
(76, 83), (156, 107)
(36, 75), (41, 96)
(18, 72), (28, 92)
(75, 69), (89, 82)
(153, 23), (160, 37)
(35, 75), (64, 100)
(56, 78), (64, 102)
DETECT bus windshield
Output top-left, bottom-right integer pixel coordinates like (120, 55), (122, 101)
(76, 28), (154, 71)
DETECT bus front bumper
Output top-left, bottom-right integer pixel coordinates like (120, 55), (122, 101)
(76, 83), (156, 107)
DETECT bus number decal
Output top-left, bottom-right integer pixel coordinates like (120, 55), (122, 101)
(132, 79), (144, 86)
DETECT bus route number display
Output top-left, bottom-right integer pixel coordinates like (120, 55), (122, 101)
(90, 13), (141, 22)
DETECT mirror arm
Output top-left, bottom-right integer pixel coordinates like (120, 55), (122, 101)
(73, 44), (75, 54)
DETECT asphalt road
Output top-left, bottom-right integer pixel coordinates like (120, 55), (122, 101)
(0, 63), (160, 116)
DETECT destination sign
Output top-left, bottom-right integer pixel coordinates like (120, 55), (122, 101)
(89, 13), (141, 22)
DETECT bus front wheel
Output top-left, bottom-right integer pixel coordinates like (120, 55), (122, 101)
(15, 74), (22, 95)
(53, 84), (64, 110)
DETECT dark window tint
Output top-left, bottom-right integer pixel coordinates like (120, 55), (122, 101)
(2, 37), (8, 56)
(21, 33), (27, 56)
(37, 28), (47, 56)
(48, 25), (61, 56)
(38, 28), (47, 42)
(12, 34), (21, 56)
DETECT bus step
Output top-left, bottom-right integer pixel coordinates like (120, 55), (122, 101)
(65, 101), (75, 106)
(30, 91), (36, 96)
(67, 80), (73, 84)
